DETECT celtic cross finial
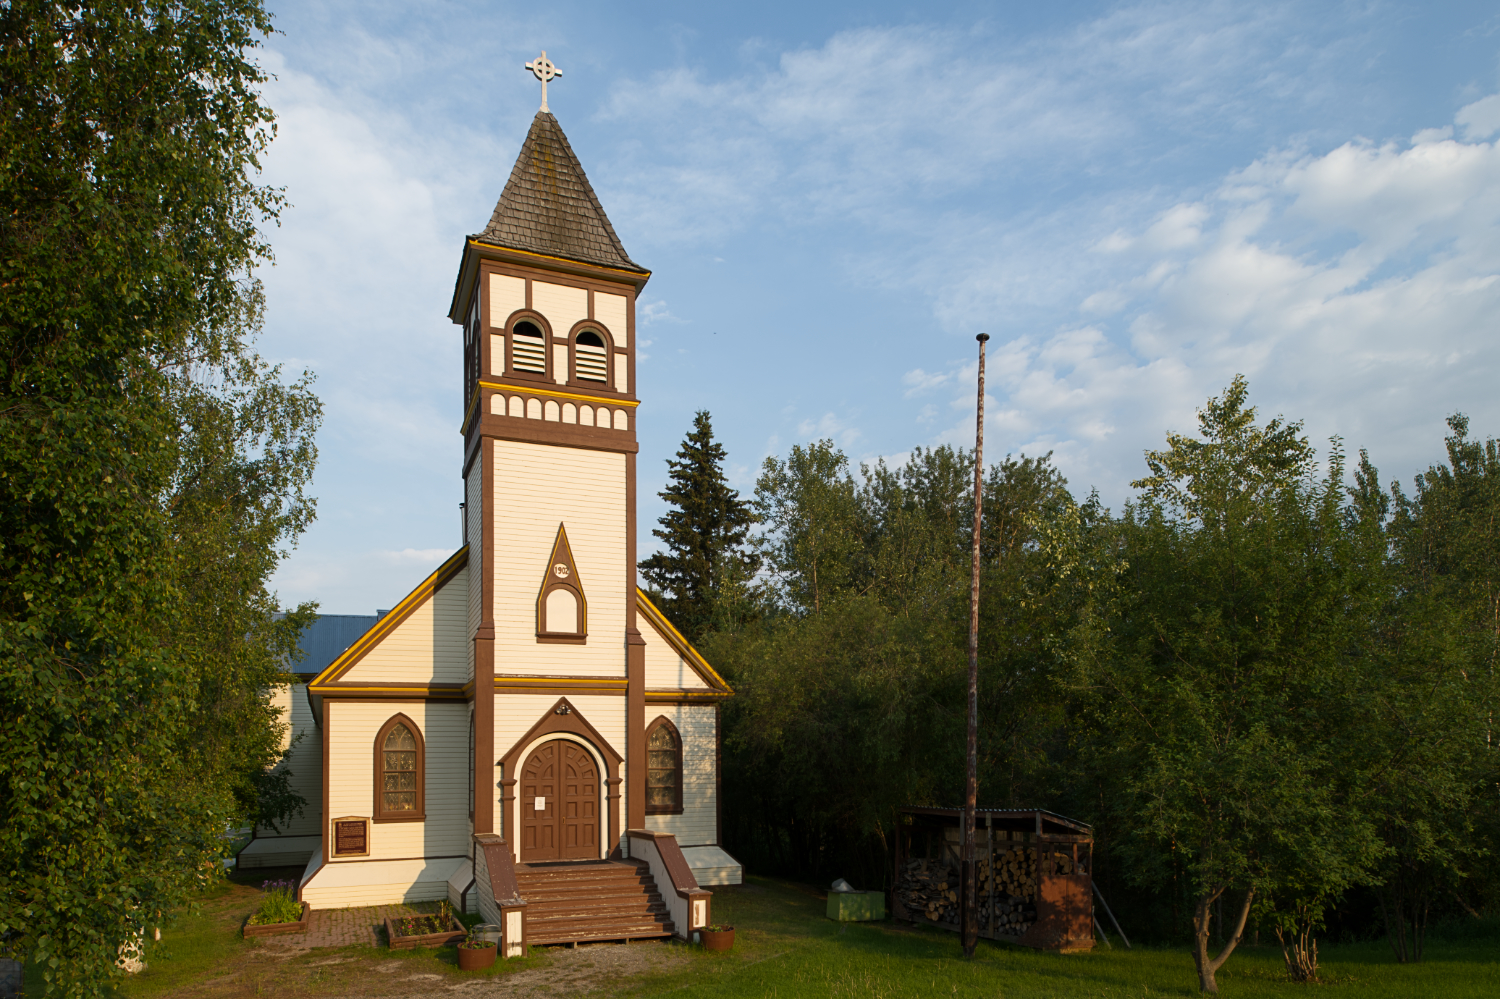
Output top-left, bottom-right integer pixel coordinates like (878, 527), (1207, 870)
(524, 51), (562, 112)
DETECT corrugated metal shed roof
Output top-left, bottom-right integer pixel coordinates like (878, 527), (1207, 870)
(291, 614), (379, 677)
(474, 111), (646, 273)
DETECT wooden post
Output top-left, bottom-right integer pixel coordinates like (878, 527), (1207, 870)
(962, 333), (989, 958)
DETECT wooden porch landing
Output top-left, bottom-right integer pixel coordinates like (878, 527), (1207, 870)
(514, 859), (675, 946)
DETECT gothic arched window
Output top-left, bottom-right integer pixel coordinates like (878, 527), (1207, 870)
(511, 320), (547, 375)
(375, 715), (425, 822)
(645, 718), (683, 816)
(575, 330), (608, 383)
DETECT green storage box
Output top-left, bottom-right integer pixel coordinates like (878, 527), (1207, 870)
(826, 890), (886, 921)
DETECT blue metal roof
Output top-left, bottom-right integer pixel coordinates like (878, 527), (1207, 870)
(291, 614), (380, 677)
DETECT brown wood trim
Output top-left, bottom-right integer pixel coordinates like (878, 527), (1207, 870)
(325, 854), (470, 865)
(644, 716), (684, 816)
(447, 242), (647, 333)
(321, 695), (331, 867)
(474, 833), (523, 904)
(472, 413), (639, 456)
(493, 676), (628, 694)
(536, 635), (588, 645)
(626, 829), (708, 900)
(497, 698), (625, 859)
(470, 241), (651, 285)
(477, 435), (496, 834)
(373, 713), (426, 823)
(308, 548), (469, 690)
(635, 590), (732, 693)
(644, 691), (731, 704)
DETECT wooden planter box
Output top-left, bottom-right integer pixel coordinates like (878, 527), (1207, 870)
(243, 902), (310, 938)
(385, 914), (466, 950)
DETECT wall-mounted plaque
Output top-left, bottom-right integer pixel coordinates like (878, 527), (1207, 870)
(333, 816), (370, 857)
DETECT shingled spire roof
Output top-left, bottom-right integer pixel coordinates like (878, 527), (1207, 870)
(474, 111), (645, 273)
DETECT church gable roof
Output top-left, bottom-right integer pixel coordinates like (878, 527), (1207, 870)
(474, 111), (646, 274)
(637, 589), (732, 698)
(307, 547), (470, 697)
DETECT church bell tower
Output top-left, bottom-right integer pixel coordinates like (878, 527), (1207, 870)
(447, 64), (652, 854)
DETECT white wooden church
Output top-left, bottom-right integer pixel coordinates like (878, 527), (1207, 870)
(237, 64), (741, 951)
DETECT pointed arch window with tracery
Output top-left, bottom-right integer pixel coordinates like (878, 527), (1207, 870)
(645, 718), (683, 816)
(375, 715), (425, 822)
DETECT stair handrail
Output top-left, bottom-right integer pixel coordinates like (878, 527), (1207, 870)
(474, 833), (527, 957)
(627, 829), (711, 940)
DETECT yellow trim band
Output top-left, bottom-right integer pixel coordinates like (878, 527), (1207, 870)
(466, 240), (652, 280)
(479, 380), (641, 408)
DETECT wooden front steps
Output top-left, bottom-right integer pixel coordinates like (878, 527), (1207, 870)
(514, 860), (675, 946)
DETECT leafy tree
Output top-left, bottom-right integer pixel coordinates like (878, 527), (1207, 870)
(1366, 416), (1500, 959)
(0, 2), (294, 994)
(1065, 377), (1386, 993)
(164, 342), (322, 831)
(639, 411), (758, 639)
(755, 440), (866, 614)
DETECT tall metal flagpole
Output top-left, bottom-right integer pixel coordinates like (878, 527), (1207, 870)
(962, 333), (989, 958)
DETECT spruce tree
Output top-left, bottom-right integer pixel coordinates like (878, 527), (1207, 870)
(640, 411), (758, 638)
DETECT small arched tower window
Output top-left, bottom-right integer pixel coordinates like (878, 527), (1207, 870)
(575, 330), (608, 383)
(537, 524), (587, 643)
(375, 715), (425, 822)
(512, 320), (547, 374)
(646, 718), (683, 815)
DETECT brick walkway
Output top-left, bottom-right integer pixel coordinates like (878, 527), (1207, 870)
(259, 901), (443, 951)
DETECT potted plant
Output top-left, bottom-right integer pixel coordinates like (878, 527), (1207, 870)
(457, 930), (497, 970)
(243, 879), (309, 938)
(700, 924), (735, 951)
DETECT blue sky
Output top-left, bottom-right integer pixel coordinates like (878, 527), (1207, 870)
(257, 1), (1500, 614)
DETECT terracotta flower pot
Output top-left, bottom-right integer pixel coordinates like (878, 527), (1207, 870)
(700, 926), (735, 951)
(457, 942), (497, 970)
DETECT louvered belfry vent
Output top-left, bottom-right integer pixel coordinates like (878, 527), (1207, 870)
(576, 331), (607, 382)
(513, 320), (547, 374)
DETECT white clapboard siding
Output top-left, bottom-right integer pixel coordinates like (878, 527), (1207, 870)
(532, 281), (587, 335)
(493, 692), (628, 856)
(491, 442), (627, 677)
(467, 463), (482, 683)
(643, 705), (717, 846)
(302, 857), (470, 909)
(326, 701), (470, 863)
(341, 574), (468, 685)
(641, 616), (712, 690)
(488, 274), (525, 328)
(251, 683), (322, 840)
(595, 292), (628, 347)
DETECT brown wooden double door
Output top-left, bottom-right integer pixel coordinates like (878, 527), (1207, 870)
(520, 739), (600, 862)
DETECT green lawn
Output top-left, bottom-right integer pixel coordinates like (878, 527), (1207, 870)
(620, 879), (1500, 998)
(23, 873), (1499, 997)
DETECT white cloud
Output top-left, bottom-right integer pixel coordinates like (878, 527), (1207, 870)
(1457, 93), (1500, 140)
(916, 97), (1500, 501)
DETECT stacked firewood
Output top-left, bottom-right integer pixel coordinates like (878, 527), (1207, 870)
(980, 846), (1040, 936)
(895, 858), (963, 924)
(895, 845), (1052, 934)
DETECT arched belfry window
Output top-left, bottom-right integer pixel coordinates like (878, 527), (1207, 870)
(575, 330), (608, 382)
(374, 714), (425, 822)
(646, 718), (683, 815)
(537, 524), (587, 643)
(511, 320), (547, 375)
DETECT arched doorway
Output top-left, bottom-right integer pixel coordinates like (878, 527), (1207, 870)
(520, 738), (600, 862)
